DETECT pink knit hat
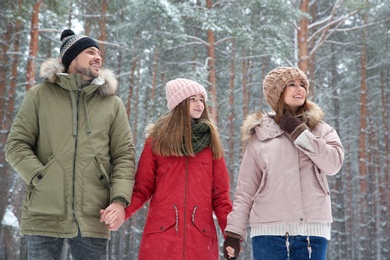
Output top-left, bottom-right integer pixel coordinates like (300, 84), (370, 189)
(166, 78), (208, 111)
(263, 67), (309, 112)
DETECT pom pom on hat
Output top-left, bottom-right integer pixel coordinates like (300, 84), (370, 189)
(166, 78), (208, 111)
(262, 67), (309, 112)
(60, 29), (99, 71)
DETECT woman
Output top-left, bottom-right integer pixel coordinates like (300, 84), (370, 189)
(124, 78), (232, 259)
(223, 67), (344, 260)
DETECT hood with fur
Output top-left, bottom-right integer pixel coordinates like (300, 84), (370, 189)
(39, 58), (118, 96)
(241, 102), (324, 142)
(144, 123), (155, 139)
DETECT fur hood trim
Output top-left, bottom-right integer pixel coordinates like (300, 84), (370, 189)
(144, 123), (155, 139)
(39, 58), (118, 96)
(241, 102), (324, 141)
(241, 112), (264, 141)
(301, 101), (324, 130)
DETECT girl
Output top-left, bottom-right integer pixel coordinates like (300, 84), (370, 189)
(223, 67), (344, 260)
(123, 78), (232, 259)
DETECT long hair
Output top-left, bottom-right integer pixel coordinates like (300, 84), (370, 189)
(274, 88), (323, 130)
(150, 98), (224, 159)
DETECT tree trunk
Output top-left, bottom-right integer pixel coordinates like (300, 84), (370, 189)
(358, 5), (369, 258)
(26, 0), (43, 90)
(0, 24), (11, 129)
(134, 57), (141, 146)
(0, 20), (12, 260)
(298, 0), (309, 73)
(328, 43), (347, 260)
(241, 56), (249, 154)
(380, 69), (390, 257)
(149, 46), (159, 116)
(98, 0), (109, 61)
(227, 39), (236, 196)
(206, 0), (218, 123)
(0, 1), (22, 257)
(242, 56), (249, 118)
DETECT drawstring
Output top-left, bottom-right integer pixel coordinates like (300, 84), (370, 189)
(307, 236), (312, 259)
(305, 223), (312, 259)
(174, 204), (178, 233)
(83, 94), (92, 134)
(69, 90), (78, 137)
(285, 224), (312, 259)
(68, 78), (92, 136)
(285, 232), (290, 258)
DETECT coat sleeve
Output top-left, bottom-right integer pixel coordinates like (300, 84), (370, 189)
(5, 87), (44, 184)
(211, 157), (233, 234)
(109, 98), (135, 206)
(294, 122), (344, 175)
(224, 137), (263, 241)
(125, 139), (156, 219)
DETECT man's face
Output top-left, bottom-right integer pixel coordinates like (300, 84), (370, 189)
(68, 47), (102, 80)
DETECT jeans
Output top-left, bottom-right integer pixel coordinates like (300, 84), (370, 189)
(26, 232), (108, 260)
(252, 235), (328, 260)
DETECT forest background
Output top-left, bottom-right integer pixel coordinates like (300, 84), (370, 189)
(0, 0), (389, 259)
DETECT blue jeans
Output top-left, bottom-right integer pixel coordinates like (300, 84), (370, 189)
(26, 233), (108, 260)
(252, 235), (328, 260)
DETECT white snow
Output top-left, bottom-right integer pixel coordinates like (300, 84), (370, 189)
(1, 206), (19, 228)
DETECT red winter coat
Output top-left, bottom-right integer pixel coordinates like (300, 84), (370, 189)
(125, 138), (232, 260)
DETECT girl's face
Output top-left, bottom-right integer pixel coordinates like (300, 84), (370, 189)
(283, 79), (306, 113)
(189, 94), (205, 119)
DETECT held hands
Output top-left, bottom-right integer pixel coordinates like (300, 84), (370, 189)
(100, 202), (126, 231)
(223, 236), (241, 259)
(278, 111), (308, 140)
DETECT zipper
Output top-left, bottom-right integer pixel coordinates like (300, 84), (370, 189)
(71, 85), (81, 220)
(183, 157), (189, 260)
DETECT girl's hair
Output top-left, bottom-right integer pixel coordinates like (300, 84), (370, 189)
(150, 97), (224, 159)
(274, 87), (323, 130)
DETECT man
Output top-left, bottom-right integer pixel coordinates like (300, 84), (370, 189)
(5, 29), (135, 260)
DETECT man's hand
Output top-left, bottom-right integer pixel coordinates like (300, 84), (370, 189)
(100, 202), (126, 231)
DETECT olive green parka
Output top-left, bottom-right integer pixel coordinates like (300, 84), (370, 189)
(5, 58), (135, 239)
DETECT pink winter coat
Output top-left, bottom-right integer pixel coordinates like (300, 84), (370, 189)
(225, 113), (344, 240)
(125, 138), (232, 260)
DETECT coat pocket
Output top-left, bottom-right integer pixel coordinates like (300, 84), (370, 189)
(82, 157), (111, 216)
(28, 158), (65, 215)
(191, 206), (216, 238)
(314, 166), (330, 195)
(144, 208), (176, 234)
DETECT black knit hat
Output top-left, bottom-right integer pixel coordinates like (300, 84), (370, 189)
(60, 29), (99, 71)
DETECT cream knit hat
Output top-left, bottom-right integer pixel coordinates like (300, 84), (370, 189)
(166, 78), (207, 111)
(263, 67), (309, 112)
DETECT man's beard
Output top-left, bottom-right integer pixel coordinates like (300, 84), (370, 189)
(76, 66), (99, 79)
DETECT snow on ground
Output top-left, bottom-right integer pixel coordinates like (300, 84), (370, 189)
(1, 206), (19, 229)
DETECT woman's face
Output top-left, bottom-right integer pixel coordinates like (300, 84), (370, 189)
(189, 94), (205, 119)
(283, 79), (306, 113)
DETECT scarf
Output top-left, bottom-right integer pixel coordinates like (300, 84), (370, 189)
(183, 121), (211, 155)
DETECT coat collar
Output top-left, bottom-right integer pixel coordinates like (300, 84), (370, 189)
(241, 112), (284, 141)
(39, 58), (118, 97)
